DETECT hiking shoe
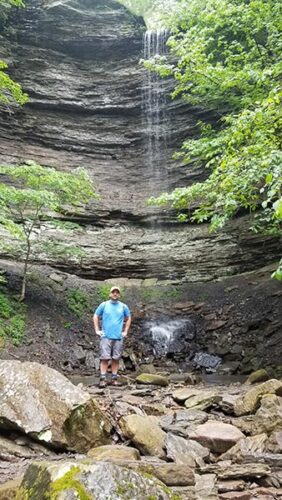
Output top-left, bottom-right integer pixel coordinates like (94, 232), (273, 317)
(99, 378), (107, 388)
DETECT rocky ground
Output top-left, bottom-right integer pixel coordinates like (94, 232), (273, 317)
(0, 361), (281, 499)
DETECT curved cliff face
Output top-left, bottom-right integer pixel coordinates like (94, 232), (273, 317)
(0, 0), (280, 280)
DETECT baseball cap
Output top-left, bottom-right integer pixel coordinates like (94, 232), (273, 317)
(110, 286), (121, 293)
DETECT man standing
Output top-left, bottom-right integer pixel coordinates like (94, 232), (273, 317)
(93, 286), (131, 387)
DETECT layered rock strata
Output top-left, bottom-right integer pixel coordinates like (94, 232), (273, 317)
(0, 0), (279, 280)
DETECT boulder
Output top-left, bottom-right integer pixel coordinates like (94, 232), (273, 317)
(246, 369), (269, 384)
(166, 432), (209, 467)
(190, 422), (244, 454)
(119, 415), (166, 458)
(17, 461), (176, 499)
(135, 373), (169, 386)
(87, 445), (140, 461)
(234, 379), (282, 416)
(0, 361), (112, 452)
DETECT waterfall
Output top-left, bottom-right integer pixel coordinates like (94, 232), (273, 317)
(142, 29), (170, 189)
(145, 319), (196, 357)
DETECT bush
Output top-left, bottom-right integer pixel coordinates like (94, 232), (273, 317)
(0, 290), (26, 346)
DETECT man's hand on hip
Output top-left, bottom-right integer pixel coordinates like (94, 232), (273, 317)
(122, 331), (128, 338)
(96, 330), (105, 337)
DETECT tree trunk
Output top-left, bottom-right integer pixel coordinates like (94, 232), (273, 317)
(20, 242), (30, 302)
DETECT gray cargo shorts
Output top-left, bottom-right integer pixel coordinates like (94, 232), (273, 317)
(100, 337), (123, 360)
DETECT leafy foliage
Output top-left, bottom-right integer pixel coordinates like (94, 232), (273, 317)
(0, 0), (28, 105)
(0, 288), (26, 346)
(0, 162), (97, 300)
(67, 288), (90, 318)
(146, 1), (282, 242)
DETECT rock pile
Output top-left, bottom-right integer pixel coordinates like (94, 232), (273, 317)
(0, 362), (281, 498)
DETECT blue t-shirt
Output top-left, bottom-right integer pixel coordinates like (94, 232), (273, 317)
(95, 300), (131, 340)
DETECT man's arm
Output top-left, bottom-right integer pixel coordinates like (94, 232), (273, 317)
(93, 313), (102, 335)
(122, 316), (132, 337)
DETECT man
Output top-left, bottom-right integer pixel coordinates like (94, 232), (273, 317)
(93, 286), (131, 387)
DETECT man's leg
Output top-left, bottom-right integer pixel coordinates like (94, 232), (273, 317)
(111, 359), (119, 376)
(99, 338), (111, 387)
(111, 340), (123, 385)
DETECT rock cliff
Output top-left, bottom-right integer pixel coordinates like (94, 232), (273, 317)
(0, 0), (280, 281)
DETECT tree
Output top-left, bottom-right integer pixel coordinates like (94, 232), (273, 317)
(146, 1), (281, 239)
(0, 0), (28, 105)
(0, 162), (97, 300)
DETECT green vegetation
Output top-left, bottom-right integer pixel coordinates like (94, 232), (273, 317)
(141, 286), (180, 302)
(50, 467), (92, 500)
(0, 162), (97, 300)
(0, 0), (28, 105)
(145, 0), (282, 270)
(98, 284), (112, 301)
(0, 287), (26, 346)
(67, 288), (90, 318)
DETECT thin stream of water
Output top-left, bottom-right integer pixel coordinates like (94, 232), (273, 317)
(142, 29), (170, 190)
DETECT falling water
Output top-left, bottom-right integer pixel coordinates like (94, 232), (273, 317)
(142, 29), (170, 187)
(146, 319), (196, 357)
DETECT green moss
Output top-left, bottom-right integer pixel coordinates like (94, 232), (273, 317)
(16, 464), (51, 499)
(50, 467), (91, 500)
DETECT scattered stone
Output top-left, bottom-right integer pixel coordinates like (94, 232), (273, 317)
(136, 373), (169, 386)
(234, 393), (282, 436)
(121, 394), (145, 406)
(87, 445), (140, 461)
(190, 422), (244, 454)
(169, 373), (195, 385)
(220, 433), (268, 462)
(142, 403), (166, 416)
(119, 415), (166, 458)
(166, 432), (209, 467)
(200, 462), (270, 479)
(267, 430), (282, 453)
(0, 360), (112, 452)
(172, 387), (220, 410)
(194, 473), (217, 499)
(149, 463), (195, 487)
(218, 492), (252, 499)
(115, 401), (145, 417)
(217, 480), (246, 493)
(234, 379), (282, 416)
(246, 369), (269, 384)
(175, 409), (209, 426)
(184, 393), (221, 411)
(219, 394), (239, 415)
